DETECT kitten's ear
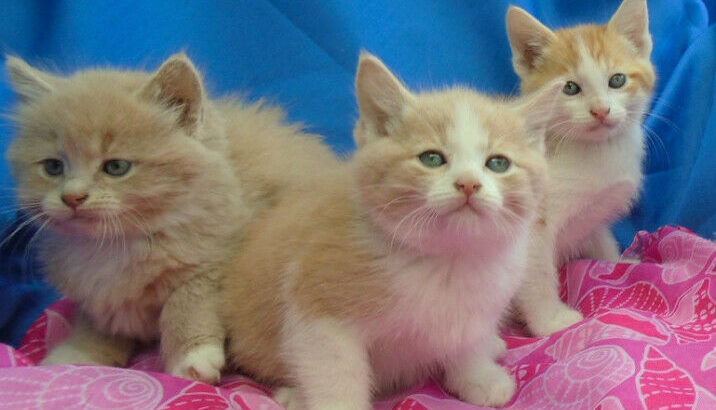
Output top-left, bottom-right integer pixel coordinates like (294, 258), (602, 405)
(512, 80), (564, 152)
(506, 6), (557, 77)
(140, 53), (206, 133)
(355, 52), (413, 140)
(608, 0), (652, 57)
(5, 56), (57, 102)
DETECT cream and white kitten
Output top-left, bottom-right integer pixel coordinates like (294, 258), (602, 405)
(5, 53), (339, 381)
(506, 0), (655, 335)
(222, 54), (560, 409)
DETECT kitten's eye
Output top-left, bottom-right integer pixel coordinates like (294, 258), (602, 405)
(103, 159), (132, 177)
(485, 155), (511, 173)
(418, 151), (446, 168)
(608, 73), (626, 89)
(42, 158), (64, 177)
(563, 81), (581, 96)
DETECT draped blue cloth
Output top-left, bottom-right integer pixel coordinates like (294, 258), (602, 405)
(0, 0), (713, 345)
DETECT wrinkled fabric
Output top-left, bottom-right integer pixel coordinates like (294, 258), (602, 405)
(0, 0), (713, 350)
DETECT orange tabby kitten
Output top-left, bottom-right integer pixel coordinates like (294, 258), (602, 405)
(222, 53), (560, 409)
(506, 0), (655, 335)
(5, 53), (339, 382)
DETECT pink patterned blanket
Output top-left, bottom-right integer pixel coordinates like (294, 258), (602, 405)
(0, 226), (714, 409)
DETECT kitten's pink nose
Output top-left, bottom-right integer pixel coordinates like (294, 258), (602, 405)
(589, 106), (611, 121)
(454, 179), (481, 197)
(61, 193), (88, 209)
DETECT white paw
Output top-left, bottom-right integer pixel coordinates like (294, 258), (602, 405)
(456, 364), (516, 407)
(167, 344), (225, 384)
(490, 335), (508, 359)
(273, 387), (303, 410)
(531, 306), (584, 336)
(41, 343), (103, 366)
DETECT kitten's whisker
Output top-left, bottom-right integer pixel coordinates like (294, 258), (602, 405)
(0, 212), (47, 249)
(122, 207), (154, 250)
(554, 126), (581, 157)
(640, 122), (671, 166)
(647, 96), (676, 111)
(87, 214), (106, 265)
(22, 219), (50, 275)
(98, 214), (108, 250)
(360, 182), (423, 191)
(110, 214), (123, 261)
(372, 195), (426, 220)
(0, 202), (43, 212)
(408, 208), (433, 249)
(388, 206), (428, 253)
(626, 107), (677, 130)
(400, 209), (424, 250)
(118, 214), (128, 261)
(371, 195), (424, 211)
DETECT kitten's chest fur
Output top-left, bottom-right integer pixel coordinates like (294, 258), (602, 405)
(366, 244), (526, 386)
(546, 124), (644, 254)
(40, 232), (211, 340)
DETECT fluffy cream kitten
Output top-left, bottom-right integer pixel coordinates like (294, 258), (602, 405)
(222, 53), (560, 409)
(505, 0), (655, 335)
(5, 53), (339, 382)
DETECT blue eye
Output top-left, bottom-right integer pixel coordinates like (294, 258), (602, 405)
(563, 81), (581, 96)
(418, 151), (446, 168)
(102, 159), (132, 176)
(485, 155), (511, 173)
(608, 73), (626, 88)
(42, 158), (64, 176)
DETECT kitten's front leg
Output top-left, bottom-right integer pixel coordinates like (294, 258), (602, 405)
(578, 226), (621, 261)
(41, 310), (134, 367)
(515, 227), (583, 336)
(160, 270), (225, 384)
(443, 340), (515, 407)
(489, 333), (507, 359)
(278, 315), (372, 410)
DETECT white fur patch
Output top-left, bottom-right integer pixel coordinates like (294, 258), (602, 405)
(167, 343), (225, 384)
(444, 350), (516, 407)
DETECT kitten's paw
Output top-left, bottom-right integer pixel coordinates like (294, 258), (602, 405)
(273, 387), (303, 410)
(41, 342), (129, 367)
(489, 335), (507, 359)
(41, 344), (100, 366)
(167, 343), (225, 384)
(530, 306), (583, 336)
(452, 363), (516, 407)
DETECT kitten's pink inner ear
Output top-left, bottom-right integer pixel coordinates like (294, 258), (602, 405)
(608, 0), (652, 57)
(355, 53), (411, 135)
(141, 55), (205, 131)
(506, 6), (557, 76)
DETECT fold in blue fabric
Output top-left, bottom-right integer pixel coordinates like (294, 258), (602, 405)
(0, 0), (713, 346)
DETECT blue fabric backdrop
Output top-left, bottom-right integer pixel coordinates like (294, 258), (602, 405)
(0, 0), (713, 346)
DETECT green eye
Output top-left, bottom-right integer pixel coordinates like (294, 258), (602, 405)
(485, 155), (511, 173)
(42, 158), (64, 176)
(563, 81), (581, 96)
(418, 151), (446, 168)
(103, 159), (132, 176)
(608, 73), (626, 88)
